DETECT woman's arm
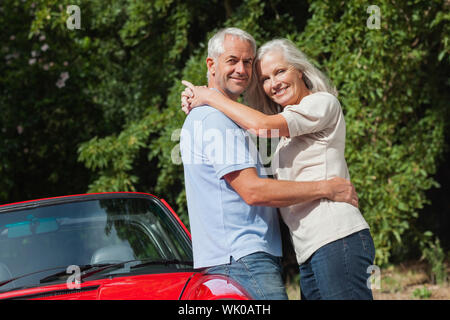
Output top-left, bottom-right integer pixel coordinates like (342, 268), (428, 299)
(182, 80), (289, 137)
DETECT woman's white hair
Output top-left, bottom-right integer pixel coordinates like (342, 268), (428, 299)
(206, 27), (257, 81)
(244, 38), (337, 115)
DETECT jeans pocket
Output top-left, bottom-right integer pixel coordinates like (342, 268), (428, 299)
(238, 252), (284, 279)
(359, 229), (376, 262)
(237, 252), (287, 300)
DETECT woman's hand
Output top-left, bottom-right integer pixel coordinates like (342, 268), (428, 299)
(181, 80), (215, 114)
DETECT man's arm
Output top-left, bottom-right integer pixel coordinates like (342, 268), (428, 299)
(224, 167), (358, 208)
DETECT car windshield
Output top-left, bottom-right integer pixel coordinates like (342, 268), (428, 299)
(0, 196), (192, 292)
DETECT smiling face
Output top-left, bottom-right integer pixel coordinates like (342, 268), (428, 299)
(257, 50), (309, 107)
(207, 35), (254, 101)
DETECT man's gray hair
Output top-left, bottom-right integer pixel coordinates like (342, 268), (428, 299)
(206, 27), (256, 81)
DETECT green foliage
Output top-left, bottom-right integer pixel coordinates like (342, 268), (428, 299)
(76, 0), (311, 223)
(421, 235), (448, 284)
(0, 0), (104, 202)
(293, 0), (449, 265)
(1, 0), (449, 266)
(412, 286), (432, 299)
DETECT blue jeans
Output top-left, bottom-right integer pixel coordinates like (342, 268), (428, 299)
(299, 229), (376, 300)
(205, 251), (288, 300)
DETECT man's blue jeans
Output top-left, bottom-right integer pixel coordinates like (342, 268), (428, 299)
(299, 228), (376, 300)
(205, 251), (288, 300)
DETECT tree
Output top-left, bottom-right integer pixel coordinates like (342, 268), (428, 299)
(0, 0), (104, 202)
(1, 0), (448, 266)
(77, 0), (310, 226)
(291, 0), (449, 264)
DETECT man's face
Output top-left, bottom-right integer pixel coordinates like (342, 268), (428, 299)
(207, 35), (254, 100)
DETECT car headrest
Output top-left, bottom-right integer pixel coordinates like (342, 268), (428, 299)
(0, 263), (12, 282)
(90, 244), (135, 265)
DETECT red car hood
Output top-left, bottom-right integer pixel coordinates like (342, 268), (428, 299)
(0, 272), (195, 300)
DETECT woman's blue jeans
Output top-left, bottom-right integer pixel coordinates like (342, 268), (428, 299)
(205, 251), (288, 300)
(299, 228), (376, 300)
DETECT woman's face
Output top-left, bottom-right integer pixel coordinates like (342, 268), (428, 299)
(257, 50), (305, 107)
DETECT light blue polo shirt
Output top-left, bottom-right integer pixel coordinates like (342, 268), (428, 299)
(180, 105), (282, 269)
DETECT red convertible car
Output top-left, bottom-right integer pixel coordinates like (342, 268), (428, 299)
(0, 192), (251, 300)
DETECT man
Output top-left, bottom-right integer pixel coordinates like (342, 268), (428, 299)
(179, 28), (357, 300)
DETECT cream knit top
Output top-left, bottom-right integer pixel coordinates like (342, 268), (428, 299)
(272, 92), (369, 264)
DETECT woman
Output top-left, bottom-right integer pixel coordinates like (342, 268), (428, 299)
(181, 39), (375, 300)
